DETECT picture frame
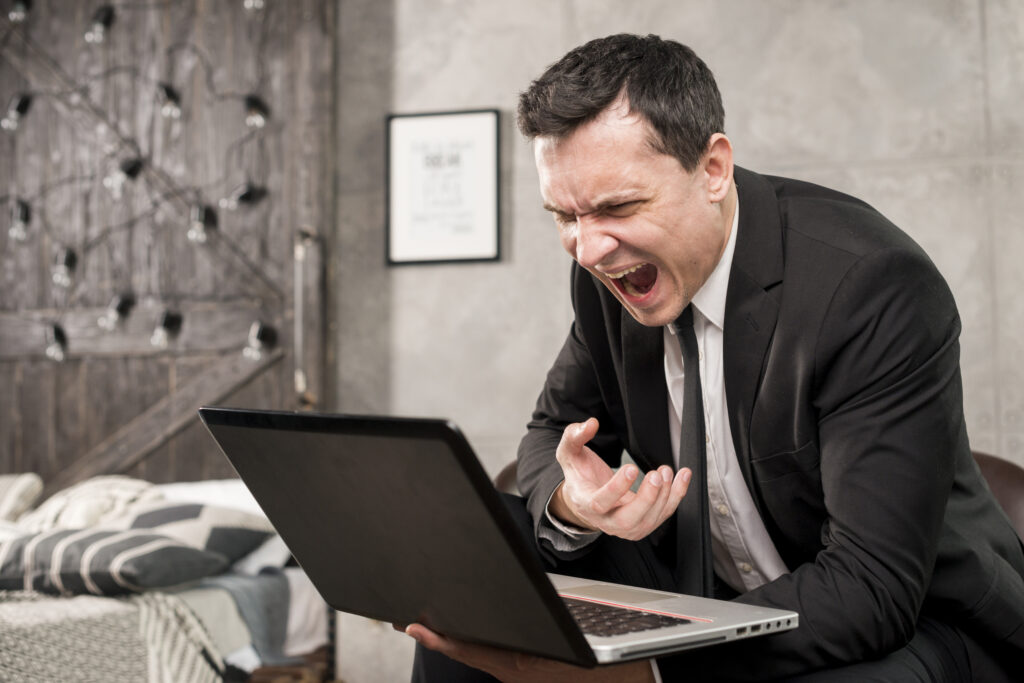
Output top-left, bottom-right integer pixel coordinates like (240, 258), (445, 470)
(386, 109), (500, 265)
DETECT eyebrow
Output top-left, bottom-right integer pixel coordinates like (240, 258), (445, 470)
(543, 194), (641, 216)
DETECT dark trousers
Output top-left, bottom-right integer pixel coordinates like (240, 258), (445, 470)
(411, 494), (1017, 682)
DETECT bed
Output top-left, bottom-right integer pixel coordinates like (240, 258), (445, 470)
(0, 473), (331, 682)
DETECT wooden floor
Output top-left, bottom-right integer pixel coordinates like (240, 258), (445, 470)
(249, 645), (332, 682)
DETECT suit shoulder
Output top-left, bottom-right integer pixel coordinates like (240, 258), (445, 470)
(765, 174), (923, 260)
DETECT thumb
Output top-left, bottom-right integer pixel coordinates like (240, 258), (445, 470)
(562, 418), (599, 457)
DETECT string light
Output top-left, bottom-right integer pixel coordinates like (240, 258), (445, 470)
(97, 292), (136, 331)
(1, 93), (33, 132)
(242, 321), (276, 360)
(103, 157), (144, 200)
(85, 5), (116, 45)
(7, 5), (281, 367)
(243, 94), (269, 129)
(8, 0), (30, 23)
(150, 309), (183, 349)
(158, 82), (181, 119)
(218, 182), (266, 210)
(45, 323), (68, 362)
(187, 204), (217, 244)
(52, 247), (77, 288)
(9, 199), (31, 242)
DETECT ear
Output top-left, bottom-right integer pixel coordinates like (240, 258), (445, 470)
(703, 134), (733, 203)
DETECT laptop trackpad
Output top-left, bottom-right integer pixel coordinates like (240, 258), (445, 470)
(567, 584), (664, 604)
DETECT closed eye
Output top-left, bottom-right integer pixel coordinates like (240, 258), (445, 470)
(603, 201), (641, 217)
(551, 210), (576, 227)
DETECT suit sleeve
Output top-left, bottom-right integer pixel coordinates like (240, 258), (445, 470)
(517, 274), (626, 559)
(659, 246), (965, 680)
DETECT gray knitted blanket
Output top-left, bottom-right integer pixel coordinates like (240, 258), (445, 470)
(0, 590), (223, 682)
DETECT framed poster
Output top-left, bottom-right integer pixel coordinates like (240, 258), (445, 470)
(386, 109), (500, 264)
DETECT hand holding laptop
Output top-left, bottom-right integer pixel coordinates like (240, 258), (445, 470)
(403, 622), (656, 683)
(550, 418), (692, 541)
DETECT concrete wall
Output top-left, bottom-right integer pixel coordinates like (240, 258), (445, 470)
(335, 0), (1024, 471)
(332, 1), (1024, 677)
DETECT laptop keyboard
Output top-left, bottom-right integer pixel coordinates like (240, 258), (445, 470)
(563, 597), (691, 637)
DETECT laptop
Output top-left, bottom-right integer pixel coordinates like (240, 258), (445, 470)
(198, 407), (798, 666)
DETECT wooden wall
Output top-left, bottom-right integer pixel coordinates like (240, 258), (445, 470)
(0, 1), (333, 492)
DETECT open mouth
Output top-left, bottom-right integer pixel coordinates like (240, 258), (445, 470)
(607, 263), (657, 298)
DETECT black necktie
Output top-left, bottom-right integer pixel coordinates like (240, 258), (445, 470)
(674, 305), (714, 596)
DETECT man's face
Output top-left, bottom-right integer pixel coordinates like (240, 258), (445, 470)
(534, 102), (732, 328)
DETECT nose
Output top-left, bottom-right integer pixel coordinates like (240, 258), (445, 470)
(574, 216), (618, 269)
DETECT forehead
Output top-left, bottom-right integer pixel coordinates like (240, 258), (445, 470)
(534, 105), (652, 168)
(533, 110), (676, 211)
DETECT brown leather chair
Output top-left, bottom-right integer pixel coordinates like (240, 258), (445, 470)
(974, 451), (1024, 540)
(494, 461), (519, 495)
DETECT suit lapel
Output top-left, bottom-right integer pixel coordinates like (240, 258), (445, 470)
(724, 168), (784, 500)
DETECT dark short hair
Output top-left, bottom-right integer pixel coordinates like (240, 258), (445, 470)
(517, 34), (724, 171)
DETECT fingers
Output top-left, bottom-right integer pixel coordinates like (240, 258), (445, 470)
(609, 466), (672, 535)
(670, 467), (692, 505)
(406, 624), (449, 653)
(631, 467), (691, 537)
(406, 623), (523, 679)
(588, 464), (639, 514)
(607, 466), (692, 540)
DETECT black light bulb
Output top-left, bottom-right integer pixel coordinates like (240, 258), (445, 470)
(158, 82), (181, 119)
(8, 0), (31, 23)
(187, 204), (218, 244)
(45, 323), (68, 362)
(85, 5), (115, 44)
(9, 199), (31, 242)
(1, 93), (33, 132)
(52, 247), (77, 288)
(244, 94), (269, 129)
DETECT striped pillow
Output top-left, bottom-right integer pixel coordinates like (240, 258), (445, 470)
(109, 502), (274, 563)
(0, 528), (228, 596)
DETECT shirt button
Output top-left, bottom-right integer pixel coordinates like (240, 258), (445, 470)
(705, 433), (710, 444)
(716, 504), (729, 516)
(739, 562), (753, 574)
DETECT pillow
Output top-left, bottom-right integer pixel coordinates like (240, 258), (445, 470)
(155, 479), (265, 516)
(0, 473), (43, 521)
(0, 520), (26, 544)
(108, 502), (274, 563)
(17, 475), (163, 533)
(231, 534), (292, 575)
(0, 528), (228, 596)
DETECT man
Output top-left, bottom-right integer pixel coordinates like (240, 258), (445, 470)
(406, 34), (1024, 681)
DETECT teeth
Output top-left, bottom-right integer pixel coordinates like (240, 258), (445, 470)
(607, 264), (645, 279)
(621, 279), (643, 297)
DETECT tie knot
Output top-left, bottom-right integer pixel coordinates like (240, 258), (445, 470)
(674, 304), (694, 331)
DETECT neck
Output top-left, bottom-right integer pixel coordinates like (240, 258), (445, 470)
(716, 183), (739, 261)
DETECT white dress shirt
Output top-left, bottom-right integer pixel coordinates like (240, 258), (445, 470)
(664, 198), (789, 594)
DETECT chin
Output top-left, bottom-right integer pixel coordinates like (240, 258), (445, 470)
(622, 303), (680, 328)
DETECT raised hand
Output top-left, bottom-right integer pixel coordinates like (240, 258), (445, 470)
(549, 418), (691, 541)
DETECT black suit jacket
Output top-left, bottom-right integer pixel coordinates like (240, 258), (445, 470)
(517, 167), (1024, 679)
